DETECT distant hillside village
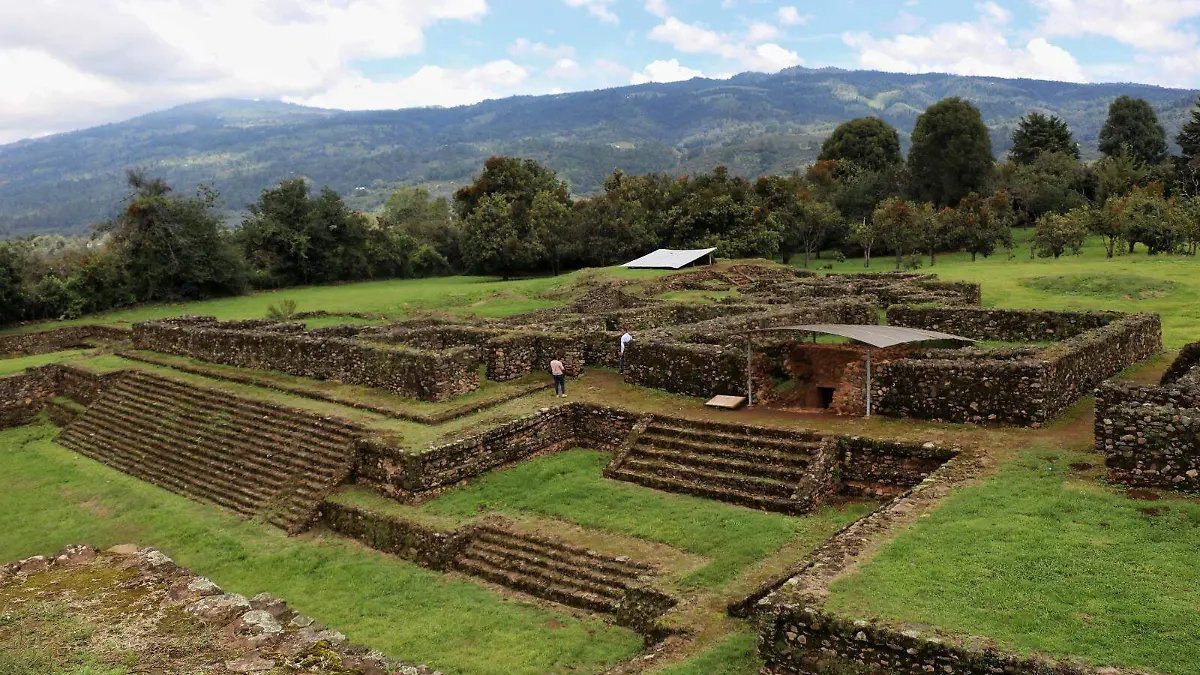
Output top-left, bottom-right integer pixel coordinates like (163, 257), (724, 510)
(2, 93), (1200, 328)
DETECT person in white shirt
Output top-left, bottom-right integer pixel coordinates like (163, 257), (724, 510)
(550, 358), (566, 397)
(619, 331), (633, 373)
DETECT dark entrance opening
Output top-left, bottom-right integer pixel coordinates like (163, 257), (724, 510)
(816, 386), (835, 409)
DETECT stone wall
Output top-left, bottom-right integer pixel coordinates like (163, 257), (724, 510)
(887, 306), (1119, 342)
(355, 404), (640, 497)
(319, 501), (470, 569)
(1097, 341), (1200, 492)
(758, 605), (1100, 675)
(0, 370), (55, 427)
(132, 319), (479, 401)
(873, 313), (1162, 425)
(622, 341), (761, 398)
(45, 364), (122, 405)
(0, 325), (130, 356)
(837, 437), (957, 496)
(484, 332), (587, 381)
(671, 300), (876, 345)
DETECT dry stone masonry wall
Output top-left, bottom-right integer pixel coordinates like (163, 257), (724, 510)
(1097, 340), (1200, 492)
(0, 325), (130, 356)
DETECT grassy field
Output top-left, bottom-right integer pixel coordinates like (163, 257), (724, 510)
(423, 449), (875, 590)
(0, 349), (95, 376)
(0, 423), (642, 675)
(825, 443), (1200, 675)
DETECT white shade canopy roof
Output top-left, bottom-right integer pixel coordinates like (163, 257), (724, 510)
(622, 248), (717, 269)
(751, 324), (975, 348)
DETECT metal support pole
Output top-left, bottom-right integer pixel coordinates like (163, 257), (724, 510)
(746, 338), (753, 406)
(865, 346), (872, 417)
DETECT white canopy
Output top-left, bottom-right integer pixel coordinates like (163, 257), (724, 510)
(622, 248), (716, 269)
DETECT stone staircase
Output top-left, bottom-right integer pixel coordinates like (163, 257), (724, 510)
(605, 417), (837, 514)
(454, 523), (657, 615)
(57, 370), (361, 533)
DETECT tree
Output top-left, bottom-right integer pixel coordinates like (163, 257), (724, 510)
(818, 117), (903, 172)
(1119, 184), (1185, 255)
(907, 98), (994, 206)
(382, 187), (460, 268)
(954, 191), (1015, 261)
(530, 190), (572, 275)
(1008, 151), (1088, 222)
(786, 197), (843, 267)
(1093, 151), (1148, 203)
(459, 194), (545, 279)
(1009, 112), (1079, 164)
(848, 218), (882, 268)
(1035, 211), (1088, 258)
(1179, 197), (1200, 256)
(1082, 202), (1125, 259)
(1176, 97), (1200, 197)
(108, 169), (246, 302)
(1098, 96), (1167, 166)
(666, 167), (781, 259)
(453, 156), (570, 221)
(0, 243), (28, 325)
(872, 198), (925, 269)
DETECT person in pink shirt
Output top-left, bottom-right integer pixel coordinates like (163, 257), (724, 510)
(550, 357), (566, 397)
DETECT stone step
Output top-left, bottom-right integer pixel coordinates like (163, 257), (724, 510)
(118, 372), (361, 443)
(101, 385), (350, 479)
(468, 537), (633, 594)
(635, 435), (814, 471)
(118, 376), (357, 451)
(622, 457), (799, 498)
(647, 417), (819, 443)
(455, 556), (620, 614)
(643, 424), (821, 454)
(463, 541), (627, 600)
(474, 526), (652, 578)
(606, 467), (804, 514)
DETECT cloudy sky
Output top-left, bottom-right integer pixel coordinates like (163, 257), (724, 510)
(2, 0), (1199, 144)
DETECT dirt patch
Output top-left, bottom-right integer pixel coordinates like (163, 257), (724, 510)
(79, 499), (112, 517)
(1128, 489), (1160, 501)
(1068, 462), (1094, 471)
(1138, 506), (1167, 516)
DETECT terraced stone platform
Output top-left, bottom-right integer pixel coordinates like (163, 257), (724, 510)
(605, 417), (838, 514)
(455, 523), (657, 615)
(57, 370), (362, 533)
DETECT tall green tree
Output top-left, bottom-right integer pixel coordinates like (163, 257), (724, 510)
(530, 190), (572, 275)
(1175, 97), (1200, 196)
(1007, 151), (1089, 223)
(1098, 96), (1168, 166)
(1035, 211), (1089, 258)
(453, 156), (570, 221)
(381, 187), (460, 268)
(0, 243), (28, 325)
(108, 170), (246, 302)
(818, 117), (903, 172)
(907, 98), (994, 207)
(459, 194), (545, 279)
(954, 191), (1016, 261)
(1009, 112), (1079, 164)
(236, 179), (371, 287)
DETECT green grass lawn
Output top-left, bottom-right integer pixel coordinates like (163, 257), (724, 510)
(654, 630), (761, 675)
(0, 350), (95, 376)
(807, 232), (1200, 348)
(423, 449), (874, 590)
(0, 423), (641, 675)
(825, 446), (1200, 675)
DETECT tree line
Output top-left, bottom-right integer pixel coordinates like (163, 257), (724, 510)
(4, 94), (1200, 326)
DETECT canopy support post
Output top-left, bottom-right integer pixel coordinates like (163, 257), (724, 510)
(865, 346), (872, 418)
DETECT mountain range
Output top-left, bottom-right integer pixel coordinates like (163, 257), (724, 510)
(1, 67), (1197, 237)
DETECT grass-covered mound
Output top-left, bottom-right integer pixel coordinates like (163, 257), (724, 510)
(825, 446), (1200, 675)
(1020, 273), (1177, 300)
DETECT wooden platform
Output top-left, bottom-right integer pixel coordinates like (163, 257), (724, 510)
(705, 395), (747, 410)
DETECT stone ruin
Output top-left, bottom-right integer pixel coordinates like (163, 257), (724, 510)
(1, 544), (438, 674)
(1097, 339), (1200, 492)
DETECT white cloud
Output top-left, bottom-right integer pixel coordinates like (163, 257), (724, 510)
(777, 7), (809, 26)
(564, 0), (618, 24)
(647, 16), (803, 72)
(645, 0), (670, 19)
(509, 38), (576, 59)
(0, 0), (489, 143)
(290, 60), (529, 110)
(746, 22), (781, 44)
(546, 58), (585, 79)
(844, 3), (1086, 83)
(1033, 0), (1200, 52)
(631, 58), (705, 84)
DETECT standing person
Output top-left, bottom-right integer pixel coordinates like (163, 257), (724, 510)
(550, 357), (566, 398)
(619, 330), (633, 373)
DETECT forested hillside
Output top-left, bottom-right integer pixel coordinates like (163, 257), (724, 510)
(1, 67), (1196, 236)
